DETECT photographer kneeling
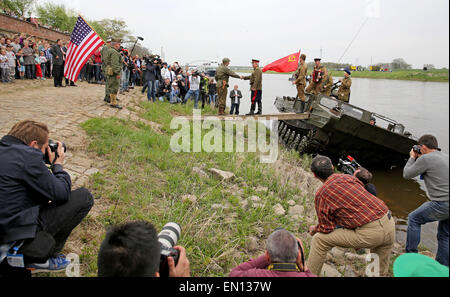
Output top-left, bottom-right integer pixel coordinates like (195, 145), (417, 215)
(307, 155), (395, 277)
(229, 229), (316, 277)
(97, 221), (190, 277)
(403, 135), (449, 267)
(0, 121), (94, 273)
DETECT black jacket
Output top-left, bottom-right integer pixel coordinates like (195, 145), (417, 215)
(143, 64), (158, 82)
(50, 44), (64, 66)
(0, 136), (72, 244)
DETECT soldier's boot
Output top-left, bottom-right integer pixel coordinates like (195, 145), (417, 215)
(104, 94), (111, 103)
(247, 104), (256, 116)
(299, 101), (305, 113)
(110, 94), (123, 110)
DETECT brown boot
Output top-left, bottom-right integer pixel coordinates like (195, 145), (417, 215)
(110, 94), (123, 110)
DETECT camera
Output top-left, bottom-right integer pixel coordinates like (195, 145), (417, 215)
(44, 139), (67, 165)
(158, 222), (181, 277)
(144, 54), (162, 66)
(337, 155), (361, 176)
(413, 145), (422, 155)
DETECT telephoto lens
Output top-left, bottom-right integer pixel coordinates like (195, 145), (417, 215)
(158, 223), (181, 277)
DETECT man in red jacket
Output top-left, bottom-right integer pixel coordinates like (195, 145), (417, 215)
(229, 229), (316, 277)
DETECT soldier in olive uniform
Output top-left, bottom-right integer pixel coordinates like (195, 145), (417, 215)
(215, 58), (242, 116)
(306, 58), (327, 95)
(338, 68), (352, 103)
(293, 54), (308, 113)
(243, 59), (263, 115)
(101, 38), (112, 103)
(321, 68), (334, 97)
(107, 39), (123, 109)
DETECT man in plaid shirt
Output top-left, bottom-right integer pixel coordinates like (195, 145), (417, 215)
(306, 155), (395, 276)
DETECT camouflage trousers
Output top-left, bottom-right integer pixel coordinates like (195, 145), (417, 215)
(104, 74), (110, 99)
(108, 75), (120, 95)
(217, 85), (228, 114)
(305, 81), (322, 95)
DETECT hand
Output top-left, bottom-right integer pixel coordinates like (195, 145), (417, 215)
(309, 225), (317, 236)
(410, 149), (419, 160)
(168, 246), (190, 277)
(240, 76), (243, 80)
(117, 75), (121, 79)
(251, 88), (256, 91)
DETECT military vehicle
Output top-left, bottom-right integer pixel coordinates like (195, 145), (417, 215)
(275, 84), (418, 168)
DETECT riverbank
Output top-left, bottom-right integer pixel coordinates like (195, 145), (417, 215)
(0, 80), (436, 277)
(237, 69), (449, 82)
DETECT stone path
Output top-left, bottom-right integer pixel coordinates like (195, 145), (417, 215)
(0, 79), (161, 190)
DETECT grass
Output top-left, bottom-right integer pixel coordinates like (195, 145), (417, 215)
(78, 100), (317, 277)
(238, 69), (449, 82)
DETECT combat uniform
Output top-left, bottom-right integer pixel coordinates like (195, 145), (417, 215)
(294, 62), (308, 102)
(321, 73), (334, 97)
(215, 59), (241, 115)
(338, 76), (352, 103)
(101, 43), (112, 102)
(243, 64), (263, 115)
(306, 65), (327, 95)
(108, 46), (123, 108)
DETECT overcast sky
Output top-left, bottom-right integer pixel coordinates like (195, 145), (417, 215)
(45, 0), (449, 68)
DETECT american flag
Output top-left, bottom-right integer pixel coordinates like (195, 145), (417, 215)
(64, 16), (104, 82)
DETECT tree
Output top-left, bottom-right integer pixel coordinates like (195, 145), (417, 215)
(391, 58), (412, 70)
(97, 19), (130, 41)
(36, 3), (77, 32)
(1, 0), (35, 16)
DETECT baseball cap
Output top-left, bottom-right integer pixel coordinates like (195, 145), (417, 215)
(394, 253), (449, 277)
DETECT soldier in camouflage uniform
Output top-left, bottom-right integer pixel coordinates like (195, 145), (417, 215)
(338, 68), (352, 103)
(293, 54), (308, 113)
(215, 58), (242, 115)
(101, 38), (112, 103)
(107, 39), (123, 109)
(321, 68), (334, 97)
(306, 58), (327, 95)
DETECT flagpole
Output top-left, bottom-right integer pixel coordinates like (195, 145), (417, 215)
(78, 14), (106, 44)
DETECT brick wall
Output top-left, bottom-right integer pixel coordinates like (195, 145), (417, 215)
(0, 13), (70, 43)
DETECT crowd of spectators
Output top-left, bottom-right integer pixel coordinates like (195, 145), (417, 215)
(1, 10), (71, 34)
(1, 33), (219, 109)
(0, 33), (58, 83)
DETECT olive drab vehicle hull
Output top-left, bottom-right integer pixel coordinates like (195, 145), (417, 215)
(275, 94), (418, 168)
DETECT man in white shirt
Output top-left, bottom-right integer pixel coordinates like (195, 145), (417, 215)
(164, 64), (176, 82)
(182, 71), (201, 109)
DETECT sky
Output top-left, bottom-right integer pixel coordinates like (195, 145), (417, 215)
(41, 0), (449, 68)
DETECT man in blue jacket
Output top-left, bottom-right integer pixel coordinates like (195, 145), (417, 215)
(0, 120), (94, 273)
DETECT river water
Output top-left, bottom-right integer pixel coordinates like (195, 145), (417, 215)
(232, 73), (449, 253)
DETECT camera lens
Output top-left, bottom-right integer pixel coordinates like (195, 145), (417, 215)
(158, 223), (181, 249)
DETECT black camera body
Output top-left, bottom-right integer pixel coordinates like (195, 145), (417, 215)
(337, 155), (361, 176)
(44, 139), (67, 165)
(413, 145), (422, 155)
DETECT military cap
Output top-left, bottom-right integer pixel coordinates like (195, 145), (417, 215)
(344, 68), (351, 75)
(252, 59), (260, 63)
(314, 58), (322, 62)
(106, 38), (112, 43)
(111, 38), (122, 43)
(223, 58), (231, 64)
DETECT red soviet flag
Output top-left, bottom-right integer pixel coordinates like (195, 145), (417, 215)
(262, 51), (301, 73)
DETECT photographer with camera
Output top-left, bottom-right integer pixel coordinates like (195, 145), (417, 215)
(0, 120), (94, 273)
(182, 70), (202, 109)
(306, 155), (395, 276)
(403, 135), (449, 267)
(156, 78), (173, 102)
(142, 57), (160, 102)
(230, 229), (315, 277)
(97, 221), (190, 277)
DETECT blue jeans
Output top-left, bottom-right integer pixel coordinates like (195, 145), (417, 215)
(170, 92), (181, 104)
(121, 68), (130, 91)
(209, 94), (216, 105)
(146, 80), (157, 102)
(183, 89), (200, 109)
(406, 201), (449, 266)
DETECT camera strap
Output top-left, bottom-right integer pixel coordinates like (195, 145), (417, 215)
(268, 263), (301, 272)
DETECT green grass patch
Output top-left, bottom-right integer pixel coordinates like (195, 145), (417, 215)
(80, 101), (312, 277)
